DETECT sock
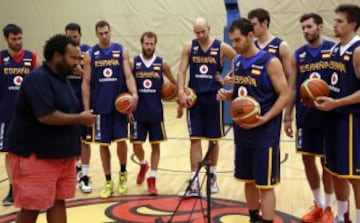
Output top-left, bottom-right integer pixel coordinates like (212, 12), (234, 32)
(81, 164), (89, 176)
(150, 170), (157, 178)
(120, 164), (126, 173)
(312, 188), (324, 208)
(249, 209), (260, 221)
(105, 174), (111, 181)
(210, 166), (216, 174)
(140, 160), (147, 164)
(9, 184), (13, 195)
(324, 192), (333, 209)
(337, 200), (349, 221)
(356, 209), (360, 223)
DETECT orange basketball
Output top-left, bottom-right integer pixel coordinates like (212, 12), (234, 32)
(114, 92), (132, 114)
(299, 78), (330, 106)
(161, 82), (178, 101)
(184, 87), (197, 108)
(230, 96), (261, 125)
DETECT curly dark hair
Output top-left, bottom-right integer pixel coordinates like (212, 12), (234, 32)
(43, 34), (77, 61)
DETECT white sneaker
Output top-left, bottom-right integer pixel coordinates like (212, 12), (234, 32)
(79, 175), (92, 193)
(210, 174), (219, 193)
(178, 179), (201, 198)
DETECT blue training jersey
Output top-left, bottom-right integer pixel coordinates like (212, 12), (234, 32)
(295, 40), (335, 128)
(0, 50), (36, 119)
(255, 37), (283, 58)
(133, 55), (164, 122)
(328, 38), (360, 114)
(89, 43), (127, 114)
(188, 39), (223, 93)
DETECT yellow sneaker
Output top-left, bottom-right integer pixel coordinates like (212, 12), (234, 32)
(118, 171), (128, 194)
(100, 180), (113, 199)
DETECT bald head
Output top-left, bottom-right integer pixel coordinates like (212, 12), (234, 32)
(193, 17), (209, 28)
(193, 17), (211, 43)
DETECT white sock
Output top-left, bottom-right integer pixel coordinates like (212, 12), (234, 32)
(210, 166), (216, 174)
(337, 200), (349, 221)
(140, 159), (147, 164)
(150, 170), (157, 178)
(81, 164), (89, 176)
(312, 188), (324, 208)
(324, 192), (333, 209)
(356, 209), (360, 223)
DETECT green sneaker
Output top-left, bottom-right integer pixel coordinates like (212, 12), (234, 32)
(118, 171), (128, 194)
(100, 180), (113, 199)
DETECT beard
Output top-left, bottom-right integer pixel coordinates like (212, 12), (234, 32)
(9, 43), (22, 52)
(305, 32), (320, 44)
(142, 48), (154, 58)
(56, 58), (76, 77)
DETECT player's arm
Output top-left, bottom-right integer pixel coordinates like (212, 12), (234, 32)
(316, 47), (360, 110)
(162, 60), (177, 85)
(38, 110), (95, 127)
(177, 42), (191, 107)
(218, 43), (236, 85)
(279, 41), (293, 82)
(81, 52), (91, 111)
(122, 48), (138, 112)
(283, 55), (297, 137)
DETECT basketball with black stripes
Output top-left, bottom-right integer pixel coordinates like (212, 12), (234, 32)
(299, 78), (330, 106)
(114, 92), (132, 114)
(161, 82), (178, 101)
(230, 96), (260, 125)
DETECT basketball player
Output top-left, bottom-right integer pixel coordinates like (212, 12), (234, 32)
(82, 20), (138, 199)
(0, 24), (38, 206)
(129, 31), (177, 195)
(283, 13), (335, 222)
(315, 4), (360, 223)
(177, 17), (236, 196)
(217, 18), (289, 222)
(247, 8), (293, 81)
(65, 22), (92, 193)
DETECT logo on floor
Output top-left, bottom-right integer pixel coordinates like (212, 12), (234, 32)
(0, 195), (300, 222)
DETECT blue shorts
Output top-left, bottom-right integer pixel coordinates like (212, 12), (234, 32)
(296, 127), (325, 156)
(325, 113), (360, 178)
(86, 112), (128, 145)
(234, 144), (280, 188)
(187, 92), (224, 139)
(130, 121), (167, 143)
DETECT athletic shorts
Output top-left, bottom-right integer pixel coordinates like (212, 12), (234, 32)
(187, 92), (224, 139)
(9, 153), (76, 210)
(130, 121), (167, 143)
(296, 127), (325, 156)
(234, 144), (280, 188)
(324, 113), (360, 178)
(86, 112), (128, 145)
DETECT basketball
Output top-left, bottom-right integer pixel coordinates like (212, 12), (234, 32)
(299, 78), (330, 106)
(161, 82), (178, 101)
(230, 96), (261, 125)
(184, 87), (197, 108)
(114, 92), (132, 114)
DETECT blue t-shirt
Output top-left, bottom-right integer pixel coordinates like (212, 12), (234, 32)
(5, 64), (81, 159)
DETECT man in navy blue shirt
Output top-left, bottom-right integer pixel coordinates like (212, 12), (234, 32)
(5, 34), (95, 223)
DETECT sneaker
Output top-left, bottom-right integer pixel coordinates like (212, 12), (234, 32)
(2, 193), (14, 206)
(100, 180), (113, 199)
(79, 175), (92, 193)
(137, 163), (149, 185)
(178, 179), (201, 198)
(118, 171), (128, 194)
(147, 177), (158, 196)
(320, 207), (334, 223)
(210, 173), (219, 193)
(334, 212), (352, 223)
(301, 201), (323, 222)
(76, 165), (82, 182)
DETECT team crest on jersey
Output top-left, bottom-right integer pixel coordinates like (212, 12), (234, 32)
(94, 51), (100, 56)
(112, 51), (120, 58)
(103, 68), (113, 77)
(143, 79), (152, 88)
(3, 56), (10, 64)
(199, 64), (208, 74)
(192, 46), (199, 54)
(309, 72), (321, 79)
(238, 86), (248, 97)
(13, 76), (23, 86)
(321, 50), (331, 59)
(343, 54), (350, 61)
(153, 66), (161, 71)
(210, 47), (219, 56)
(331, 72), (338, 85)
(250, 65), (263, 76)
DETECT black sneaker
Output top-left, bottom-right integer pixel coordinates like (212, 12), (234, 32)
(76, 165), (82, 182)
(2, 193), (14, 206)
(79, 175), (92, 193)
